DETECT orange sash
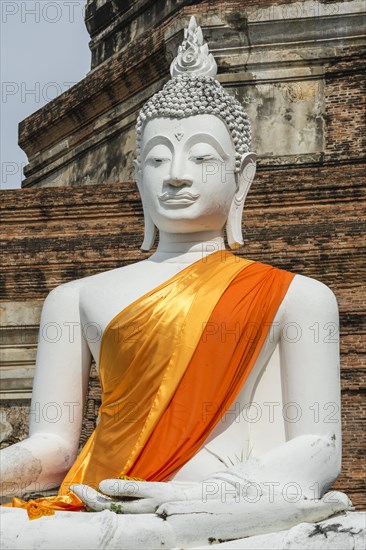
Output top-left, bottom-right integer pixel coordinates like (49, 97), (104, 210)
(7, 251), (294, 518)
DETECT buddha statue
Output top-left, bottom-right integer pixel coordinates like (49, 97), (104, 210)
(1, 16), (352, 549)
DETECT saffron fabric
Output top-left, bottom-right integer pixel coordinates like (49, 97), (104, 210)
(8, 492), (84, 519)
(6, 251), (294, 518)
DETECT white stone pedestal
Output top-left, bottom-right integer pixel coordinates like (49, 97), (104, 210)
(195, 512), (365, 549)
(1, 508), (364, 550)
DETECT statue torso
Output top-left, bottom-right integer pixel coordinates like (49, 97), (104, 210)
(77, 257), (286, 481)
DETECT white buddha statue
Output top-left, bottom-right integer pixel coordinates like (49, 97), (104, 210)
(1, 17), (352, 549)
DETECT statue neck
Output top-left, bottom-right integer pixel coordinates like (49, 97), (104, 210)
(149, 231), (226, 264)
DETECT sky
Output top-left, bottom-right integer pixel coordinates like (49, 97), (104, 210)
(1, 0), (91, 189)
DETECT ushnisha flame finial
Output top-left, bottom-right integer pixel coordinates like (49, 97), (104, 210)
(170, 16), (217, 78)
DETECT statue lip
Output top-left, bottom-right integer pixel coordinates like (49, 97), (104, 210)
(159, 191), (200, 205)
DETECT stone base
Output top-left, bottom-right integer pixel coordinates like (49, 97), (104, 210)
(1, 508), (364, 549)
(196, 512), (366, 549)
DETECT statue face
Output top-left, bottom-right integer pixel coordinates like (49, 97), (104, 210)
(139, 114), (237, 234)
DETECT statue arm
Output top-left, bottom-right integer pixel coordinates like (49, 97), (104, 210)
(276, 274), (342, 495)
(202, 275), (342, 499)
(0, 282), (92, 498)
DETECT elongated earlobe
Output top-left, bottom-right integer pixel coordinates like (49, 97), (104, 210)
(226, 152), (257, 250)
(226, 193), (245, 250)
(141, 205), (157, 251)
(135, 164), (157, 251)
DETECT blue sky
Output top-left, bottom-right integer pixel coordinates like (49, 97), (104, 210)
(1, 0), (91, 189)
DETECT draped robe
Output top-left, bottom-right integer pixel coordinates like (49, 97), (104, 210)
(8, 251), (294, 517)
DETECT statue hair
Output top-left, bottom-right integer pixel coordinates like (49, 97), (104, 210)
(135, 73), (251, 175)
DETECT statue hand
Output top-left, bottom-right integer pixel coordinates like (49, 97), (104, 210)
(70, 469), (262, 514)
(70, 480), (190, 514)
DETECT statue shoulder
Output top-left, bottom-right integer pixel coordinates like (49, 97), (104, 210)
(39, 279), (87, 321)
(249, 261), (338, 314)
(46, 261), (147, 300)
(282, 273), (338, 318)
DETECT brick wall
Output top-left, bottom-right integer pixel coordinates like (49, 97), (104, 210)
(325, 63), (366, 162)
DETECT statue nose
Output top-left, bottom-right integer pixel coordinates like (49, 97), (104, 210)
(165, 156), (193, 188)
(168, 176), (193, 187)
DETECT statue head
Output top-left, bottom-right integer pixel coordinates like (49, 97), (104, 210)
(135, 16), (256, 251)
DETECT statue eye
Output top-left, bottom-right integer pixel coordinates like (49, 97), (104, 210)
(145, 157), (168, 166)
(190, 154), (215, 163)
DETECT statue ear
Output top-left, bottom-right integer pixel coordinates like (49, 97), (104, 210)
(226, 152), (257, 250)
(140, 205), (157, 251)
(135, 162), (157, 251)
